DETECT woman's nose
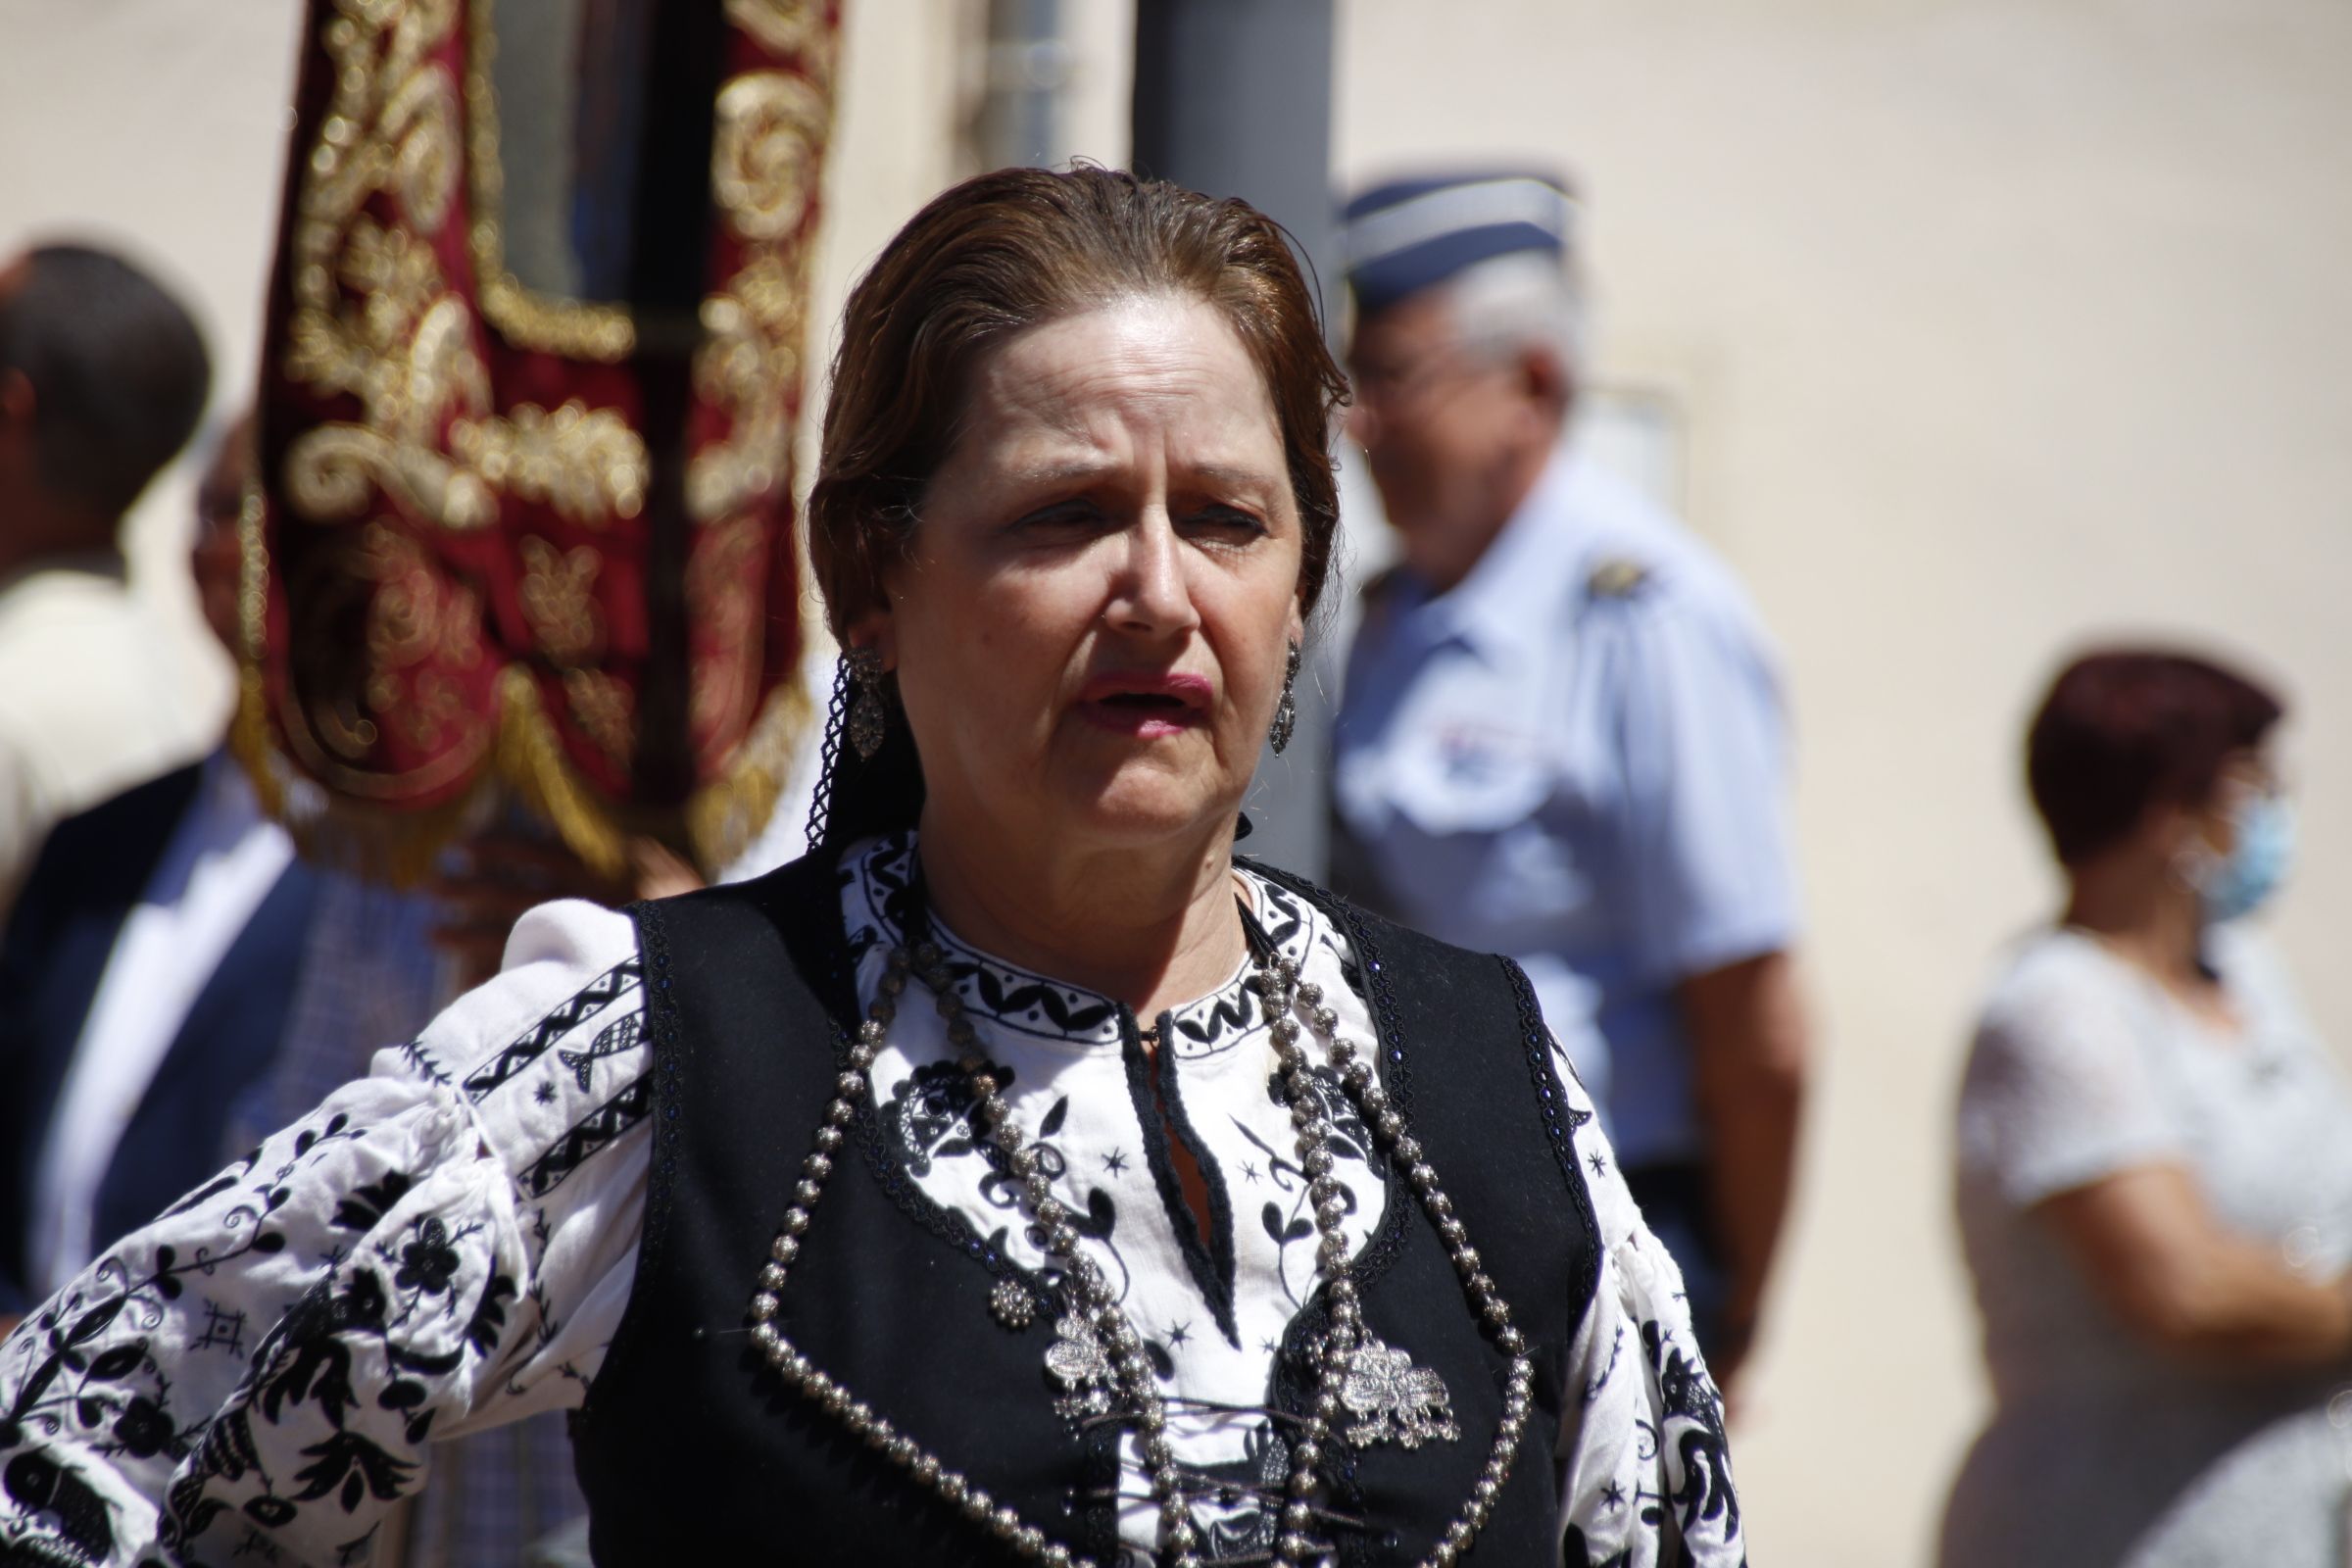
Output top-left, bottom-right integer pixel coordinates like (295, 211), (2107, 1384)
(1107, 515), (1200, 638)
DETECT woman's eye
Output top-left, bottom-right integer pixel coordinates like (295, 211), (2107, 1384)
(1013, 502), (1103, 533)
(1186, 506), (1267, 539)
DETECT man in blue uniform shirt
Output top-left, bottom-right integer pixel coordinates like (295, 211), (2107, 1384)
(1329, 171), (1809, 1391)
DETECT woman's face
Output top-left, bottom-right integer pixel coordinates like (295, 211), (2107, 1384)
(858, 292), (1305, 854)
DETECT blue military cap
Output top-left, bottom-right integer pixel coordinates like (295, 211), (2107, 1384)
(1340, 170), (1578, 318)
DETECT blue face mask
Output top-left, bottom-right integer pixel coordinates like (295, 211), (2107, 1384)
(2196, 792), (2295, 925)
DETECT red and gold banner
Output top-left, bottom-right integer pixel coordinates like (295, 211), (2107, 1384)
(236, 0), (838, 879)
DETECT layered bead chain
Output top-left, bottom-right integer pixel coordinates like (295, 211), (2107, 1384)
(742, 922), (1535, 1567)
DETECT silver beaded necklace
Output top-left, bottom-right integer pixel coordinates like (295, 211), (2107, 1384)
(743, 905), (1536, 1567)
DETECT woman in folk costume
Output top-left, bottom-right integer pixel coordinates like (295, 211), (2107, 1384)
(0, 169), (1741, 1568)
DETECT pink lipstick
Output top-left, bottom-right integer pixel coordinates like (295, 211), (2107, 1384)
(1075, 670), (1212, 738)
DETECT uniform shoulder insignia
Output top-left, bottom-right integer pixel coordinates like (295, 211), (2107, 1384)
(1586, 557), (1652, 600)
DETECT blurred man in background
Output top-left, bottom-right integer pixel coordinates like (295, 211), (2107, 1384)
(1328, 171), (1809, 1391)
(0, 243), (218, 914)
(0, 416), (318, 1319)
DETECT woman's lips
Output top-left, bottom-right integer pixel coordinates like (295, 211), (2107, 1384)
(1075, 672), (1211, 738)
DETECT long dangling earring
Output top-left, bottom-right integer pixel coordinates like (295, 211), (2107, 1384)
(1268, 641), (1300, 755)
(847, 645), (889, 760)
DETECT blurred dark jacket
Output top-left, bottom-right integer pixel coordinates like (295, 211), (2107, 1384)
(0, 758), (318, 1312)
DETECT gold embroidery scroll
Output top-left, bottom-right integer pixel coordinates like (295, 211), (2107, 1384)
(240, 0), (837, 881)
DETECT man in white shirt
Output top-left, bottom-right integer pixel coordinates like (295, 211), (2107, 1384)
(0, 243), (219, 915)
(0, 416), (315, 1316)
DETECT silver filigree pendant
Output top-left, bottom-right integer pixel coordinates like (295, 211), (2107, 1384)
(1043, 1311), (1117, 1421)
(1338, 1335), (1459, 1450)
(990, 1278), (1039, 1331)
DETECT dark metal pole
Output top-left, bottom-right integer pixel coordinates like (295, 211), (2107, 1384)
(1131, 0), (1338, 879)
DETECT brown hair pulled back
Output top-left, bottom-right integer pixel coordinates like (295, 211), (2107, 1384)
(808, 166), (1348, 640)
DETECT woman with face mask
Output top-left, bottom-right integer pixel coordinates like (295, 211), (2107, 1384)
(1939, 650), (2352, 1568)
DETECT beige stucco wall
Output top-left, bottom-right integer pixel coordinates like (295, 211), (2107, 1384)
(6, 3), (2350, 1564)
(1336, 2), (2352, 1562)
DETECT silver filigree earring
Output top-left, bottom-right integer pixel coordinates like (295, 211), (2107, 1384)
(1268, 641), (1300, 755)
(846, 645), (888, 760)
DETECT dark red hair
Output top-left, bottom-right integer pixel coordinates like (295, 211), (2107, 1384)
(2026, 649), (2284, 866)
(807, 165), (1348, 638)
(803, 167), (1348, 851)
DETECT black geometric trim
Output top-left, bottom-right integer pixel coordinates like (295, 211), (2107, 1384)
(462, 957), (644, 1102)
(854, 832), (1298, 1055)
(520, 1073), (654, 1200)
(577, 907), (680, 1426)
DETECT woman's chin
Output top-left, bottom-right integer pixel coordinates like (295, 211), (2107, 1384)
(1053, 760), (1241, 847)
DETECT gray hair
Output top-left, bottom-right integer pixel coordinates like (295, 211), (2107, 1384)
(1435, 250), (1587, 384)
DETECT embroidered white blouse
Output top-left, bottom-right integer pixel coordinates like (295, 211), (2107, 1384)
(0, 835), (1740, 1567)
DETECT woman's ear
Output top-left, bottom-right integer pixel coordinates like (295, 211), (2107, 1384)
(1286, 595), (1306, 652)
(843, 605), (897, 670)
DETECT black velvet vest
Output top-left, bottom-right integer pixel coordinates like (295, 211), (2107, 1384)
(572, 850), (1602, 1565)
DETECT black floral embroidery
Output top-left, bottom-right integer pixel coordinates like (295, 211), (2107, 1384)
(6, 1448), (118, 1562)
(113, 1395), (175, 1459)
(290, 1428), (416, 1513)
(1168, 988), (1257, 1053)
(466, 1273), (518, 1357)
(1268, 1060), (1386, 1175)
(1583, 1321), (1626, 1403)
(1244, 1061), (1385, 1305)
(1563, 1523), (1636, 1568)
(330, 1173), (413, 1235)
(1181, 1416), (1289, 1559)
(881, 1060), (995, 1176)
(1641, 1320), (1738, 1549)
(0, 1128), (343, 1557)
(0, 1063), (572, 1563)
(392, 1219), (462, 1297)
(0, 928), (663, 1565)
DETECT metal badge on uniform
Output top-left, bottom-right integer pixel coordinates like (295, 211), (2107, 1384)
(1587, 558), (1651, 599)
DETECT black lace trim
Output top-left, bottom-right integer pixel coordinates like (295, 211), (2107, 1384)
(1499, 956), (1604, 1322)
(1077, 1419), (1124, 1565)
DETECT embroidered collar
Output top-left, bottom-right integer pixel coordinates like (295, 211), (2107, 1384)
(841, 833), (1315, 1054)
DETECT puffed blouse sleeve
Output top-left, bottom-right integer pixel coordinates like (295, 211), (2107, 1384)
(1548, 1040), (1744, 1567)
(0, 899), (652, 1567)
